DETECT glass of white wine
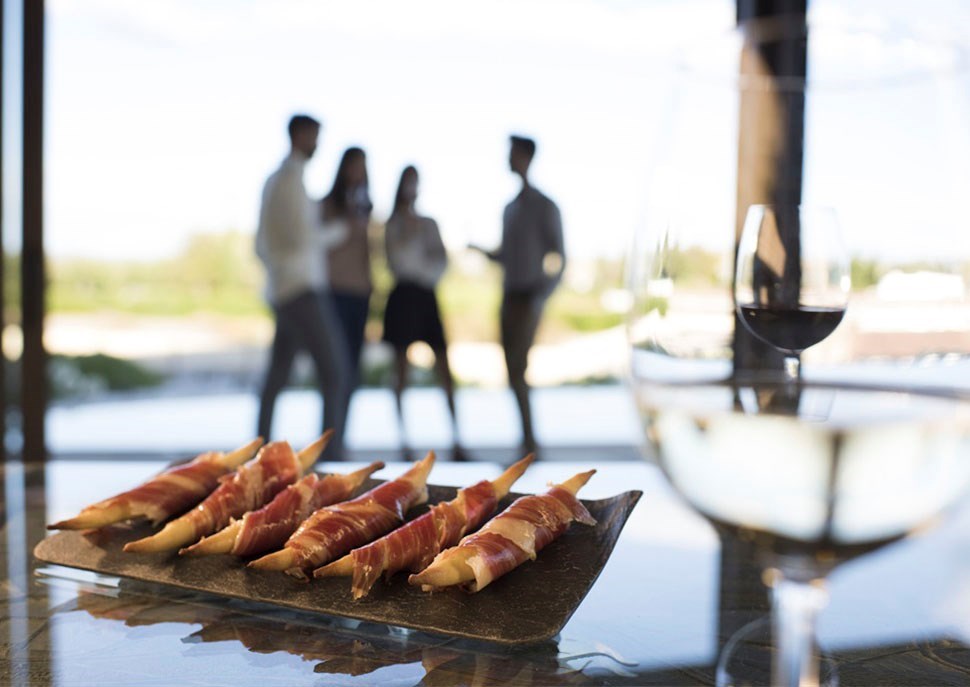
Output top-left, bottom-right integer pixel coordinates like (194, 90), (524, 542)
(631, 14), (970, 685)
(629, 214), (970, 686)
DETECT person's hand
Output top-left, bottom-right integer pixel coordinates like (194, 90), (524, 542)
(468, 243), (499, 261)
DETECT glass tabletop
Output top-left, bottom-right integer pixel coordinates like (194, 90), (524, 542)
(4, 458), (970, 685)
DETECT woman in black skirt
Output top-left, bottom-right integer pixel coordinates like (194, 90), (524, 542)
(383, 165), (466, 460)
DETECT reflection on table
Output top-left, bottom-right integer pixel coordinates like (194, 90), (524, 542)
(4, 458), (970, 685)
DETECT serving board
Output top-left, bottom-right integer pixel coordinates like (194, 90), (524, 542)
(35, 481), (641, 645)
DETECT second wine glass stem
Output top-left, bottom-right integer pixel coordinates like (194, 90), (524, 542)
(784, 356), (801, 381)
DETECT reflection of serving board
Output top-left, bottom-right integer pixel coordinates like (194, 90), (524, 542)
(35, 480), (641, 645)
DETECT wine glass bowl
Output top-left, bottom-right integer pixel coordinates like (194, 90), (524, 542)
(734, 205), (850, 380)
(639, 378), (970, 554)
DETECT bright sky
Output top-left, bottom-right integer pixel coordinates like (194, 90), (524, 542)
(42, 0), (730, 263)
(645, 1), (970, 263)
(7, 0), (970, 263)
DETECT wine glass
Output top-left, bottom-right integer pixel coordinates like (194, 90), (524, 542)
(735, 205), (850, 382)
(629, 15), (970, 684)
(629, 216), (970, 687)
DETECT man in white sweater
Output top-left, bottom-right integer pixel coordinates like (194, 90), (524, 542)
(255, 114), (350, 459)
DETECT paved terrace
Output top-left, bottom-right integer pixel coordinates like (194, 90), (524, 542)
(46, 385), (644, 463)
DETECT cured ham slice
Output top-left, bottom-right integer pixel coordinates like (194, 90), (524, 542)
(315, 454), (534, 598)
(123, 433), (331, 553)
(48, 438), (264, 530)
(181, 461), (384, 557)
(248, 452), (435, 577)
(409, 469), (596, 593)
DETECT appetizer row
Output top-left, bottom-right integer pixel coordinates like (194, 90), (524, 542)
(49, 434), (597, 597)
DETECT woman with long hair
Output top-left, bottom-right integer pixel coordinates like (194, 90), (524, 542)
(321, 147), (373, 396)
(383, 165), (465, 461)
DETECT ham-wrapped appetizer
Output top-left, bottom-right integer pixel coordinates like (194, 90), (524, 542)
(249, 452), (435, 577)
(123, 433), (331, 553)
(315, 454), (534, 598)
(409, 469), (597, 593)
(181, 461), (384, 557)
(48, 438), (264, 531)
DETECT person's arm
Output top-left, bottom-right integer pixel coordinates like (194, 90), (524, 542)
(261, 172), (304, 257)
(315, 197), (349, 250)
(317, 221), (349, 250)
(468, 206), (508, 262)
(542, 201), (565, 291)
(467, 243), (500, 261)
(426, 219), (448, 285)
(254, 189), (272, 263)
(384, 217), (405, 279)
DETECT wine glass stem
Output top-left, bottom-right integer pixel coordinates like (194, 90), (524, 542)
(784, 356), (801, 382)
(770, 575), (829, 687)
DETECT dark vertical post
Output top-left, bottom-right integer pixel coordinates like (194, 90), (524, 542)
(716, 0), (809, 650)
(0, 0), (6, 460)
(21, 0), (45, 461)
(733, 0), (807, 375)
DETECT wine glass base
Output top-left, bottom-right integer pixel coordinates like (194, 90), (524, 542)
(716, 617), (838, 687)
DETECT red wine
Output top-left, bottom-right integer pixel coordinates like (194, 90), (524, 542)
(738, 304), (845, 352)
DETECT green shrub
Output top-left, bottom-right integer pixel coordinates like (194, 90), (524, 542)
(49, 354), (165, 399)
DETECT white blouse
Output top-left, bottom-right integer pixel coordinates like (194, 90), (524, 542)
(384, 214), (447, 290)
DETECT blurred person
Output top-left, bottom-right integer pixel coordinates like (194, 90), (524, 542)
(321, 147), (374, 397)
(383, 165), (467, 461)
(255, 114), (350, 459)
(469, 135), (564, 456)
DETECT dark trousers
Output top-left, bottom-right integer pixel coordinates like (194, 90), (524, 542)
(500, 290), (547, 452)
(257, 289), (349, 459)
(332, 290), (370, 391)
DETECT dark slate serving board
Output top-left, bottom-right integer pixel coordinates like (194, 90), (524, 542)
(34, 481), (641, 645)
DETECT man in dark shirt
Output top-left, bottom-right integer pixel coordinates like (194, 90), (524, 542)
(472, 135), (564, 456)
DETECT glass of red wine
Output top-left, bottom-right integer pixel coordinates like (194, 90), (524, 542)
(735, 205), (850, 382)
(629, 207), (970, 687)
(629, 13), (970, 687)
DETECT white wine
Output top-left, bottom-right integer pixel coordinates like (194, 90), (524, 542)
(635, 379), (970, 558)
